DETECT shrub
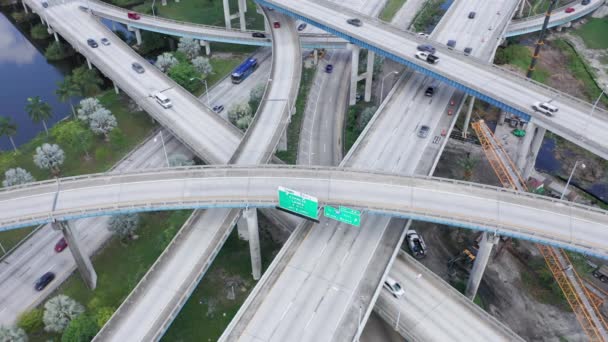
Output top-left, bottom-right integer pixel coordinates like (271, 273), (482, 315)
(61, 314), (99, 342)
(45, 41), (72, 61)
(94, 146), (111, 162)
(94, 307), (114, 328)
(17, 308), (44, 333)
(31, 24), (50, 40)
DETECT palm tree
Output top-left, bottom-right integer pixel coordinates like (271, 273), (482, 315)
(56, 76), (80, 118)
(26, 96), (53, 136)
(0, 117), (18, 152)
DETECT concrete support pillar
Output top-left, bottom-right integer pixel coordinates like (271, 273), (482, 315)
(40, 15), (45, 25)
(86, 58), (92, 70)
(349, 44), (360, 106)
(313, 49), (319, 65)
(278, 129), (287, 151)
(237, 214), (249, 240)
(53, 30), (59, 42)
(113, 82), (119, 94)
(161, 0), (167, 6)
(462, 96), (475, 138)
(465, 232), (498, 299)
(134, 28), (142, 46)
(223, 0), (232, 29)
(22, 1), (29, 13)
(523, 126), (546, 179)
(200, 40), (211, 55)
(364, 50), (374, 102)
(498, 110), (507, 125)
(516, 121), (535, 170)
(244, 209), (262, 280)
(52, 220), (97, 290)
(111, 21), (116, 31)
(238, 0), (246, 31)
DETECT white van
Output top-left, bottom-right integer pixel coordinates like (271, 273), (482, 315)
(532, 101), (558, 116)
(154, 92), (172, 109)
(383, 277), (405, 298)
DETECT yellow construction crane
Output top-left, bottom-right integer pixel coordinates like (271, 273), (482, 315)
(472, 120), (607, 341)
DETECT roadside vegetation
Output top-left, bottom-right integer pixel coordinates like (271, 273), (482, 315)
(494, 43), (551, 83)
(344, 101), (377, 153)
(411, 0), (445, 32)
(131, 0), (264, 30)
(275, 65), (315, 164)
(162, 216), (282, 341)
(380, 0), (406, 22)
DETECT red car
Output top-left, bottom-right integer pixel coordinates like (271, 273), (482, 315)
(54, 237), (68, 253)
(565, 7), (575, 13)
(128, 12), (141, 20)
(273, 21), (280, 28)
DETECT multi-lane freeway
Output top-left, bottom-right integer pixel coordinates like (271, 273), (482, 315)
(259, 0), (608, 161)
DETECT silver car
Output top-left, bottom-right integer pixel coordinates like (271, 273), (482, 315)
(417, 125), (430, 138)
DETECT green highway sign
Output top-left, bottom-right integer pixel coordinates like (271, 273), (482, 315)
(277, 186), (319, 221)
(324, 205), (361, 227)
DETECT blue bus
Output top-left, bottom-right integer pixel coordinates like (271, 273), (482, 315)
(231, 58), (258, 84)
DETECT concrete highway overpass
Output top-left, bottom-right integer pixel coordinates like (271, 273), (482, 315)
(2, 166), (608, 258)
(258, 0), (608, 160)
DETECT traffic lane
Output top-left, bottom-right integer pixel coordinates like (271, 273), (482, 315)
(507, 0), (605, 32)
(267, 0), (608, 158)
(241, 215), (388, 341)
(53, 5), (240, 163)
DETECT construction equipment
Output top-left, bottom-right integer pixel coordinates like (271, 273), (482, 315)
(472, 119), (607, 341)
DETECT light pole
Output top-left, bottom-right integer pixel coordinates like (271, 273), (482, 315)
(560, 160), (585, 200)
(151, 0), (156, 17)
(380, 71), (399, 103)
(190, 77), (210, 107)
(154, 130), (169, 167)
(589, 84), (608, 120)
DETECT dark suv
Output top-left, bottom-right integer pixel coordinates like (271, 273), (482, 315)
(417, 44), (436, 54)
(87, 39), (98, 48)
(35, 272), (55, 291)
(425, 86), (435, 97)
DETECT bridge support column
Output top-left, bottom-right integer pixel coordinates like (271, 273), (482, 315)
(22, 1), (28, 13)
(238, 0), (247, 31)
(113, 82), (119, 94)
(516, 121), (535, 171)
(349, 44), (360, 105)
(364, 51), (374, 102)
(40, 15), (45, 25)
(86, 58), (92, 70)
(200, 40), (211, 55)
(244, 209), (262, 280)
(223, 0), (232, 29)
(465, 232), (498, 300)
(134, 28), (142, 45)
(313, 49), (319, 65)
(462, 96), (475, 138)
(237, 215), (249, 240)
(498, 110), (507, 125)
(523, 126), (546, 179)
(51, 29), (59, 42)
(52, 220), (97, 290)
(278, 129), (287, 151)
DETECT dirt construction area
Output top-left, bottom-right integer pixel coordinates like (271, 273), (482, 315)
(410, 142), (587, 341)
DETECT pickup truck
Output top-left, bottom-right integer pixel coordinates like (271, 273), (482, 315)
(415, 51), (439, 64)
(406, 230), (427, 258)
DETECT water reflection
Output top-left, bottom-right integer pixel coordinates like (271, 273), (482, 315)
(0, 17), (37, 65)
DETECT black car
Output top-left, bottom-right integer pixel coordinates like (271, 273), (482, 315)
(297, 23), (307, 31)
(468, 11), (476, 19)
(212, 105), (224, 113)
(582, 0), (590, 4)
(325, 64), (333, 73)
(252, 32), (266, 38)
(464, 47), (473, 56)
(132, 62), (145, 74)
(425, 86), (435, 97)
(35, 272), (55, 291)
(87, 39), (98, 48)
(447, 39), (456, 49)
(417, 44), (436, 54)
(347, 18), (362, 27)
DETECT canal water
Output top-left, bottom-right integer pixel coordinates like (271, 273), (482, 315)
(0, 9), (77, 150)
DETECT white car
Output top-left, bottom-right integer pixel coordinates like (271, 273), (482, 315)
(532, 101), (558, 116)
(415, 51), (439, 64)
(383, 277), (405, 298)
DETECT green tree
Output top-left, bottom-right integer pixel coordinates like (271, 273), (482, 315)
(17, 308), (44, 333)
(31, 23), (50, 40)
(457, 157), (478, 181)
(56, 76), (80, 118)
(358, 106), (377, 130)
(0, 326), (27, 342)
(0, 117), (18, 152)
(248, 84), (265, 113)
(167, 62), (199, 92)
(71, 67), (103, 97)
(139, 31), (167, 55)
(43, 295), (84, 333)
(107, 213), (140, 240)
(61, 314), (98, 342)
(25, 96), (53, 136)
(45, 41), (69, 61)
(51, 121), (93, 159)
(33, 143), (65, 176)
(94, 307), (114, 328)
